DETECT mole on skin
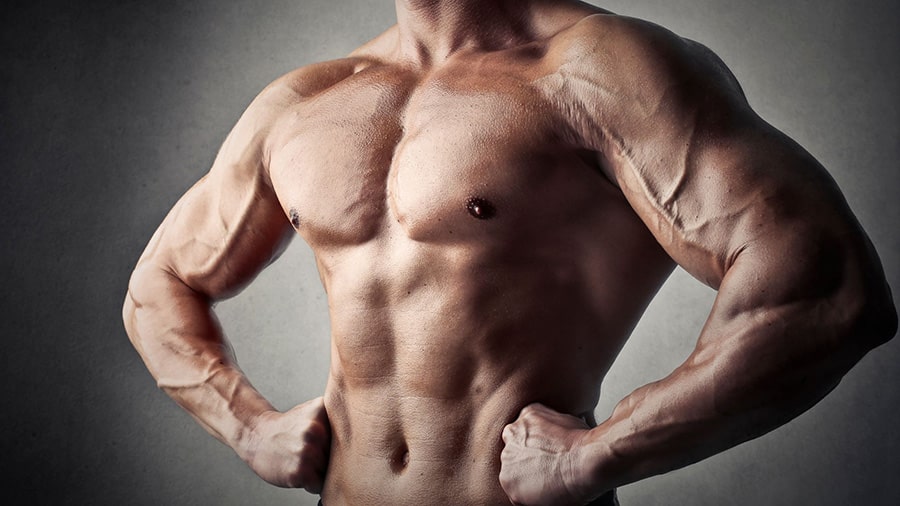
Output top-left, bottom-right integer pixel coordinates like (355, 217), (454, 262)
(465, 196), (496, 220)
(289, 208), (301, 228)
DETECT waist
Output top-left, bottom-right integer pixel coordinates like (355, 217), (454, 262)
(319, 489), (619, 506)
(320, 377), (600, 505)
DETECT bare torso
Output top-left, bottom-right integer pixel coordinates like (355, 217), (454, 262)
(123, 1), (896, 504)
(266, 8), (671, 504)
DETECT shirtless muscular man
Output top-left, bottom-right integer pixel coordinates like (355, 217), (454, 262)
(122, 1), (897, 504)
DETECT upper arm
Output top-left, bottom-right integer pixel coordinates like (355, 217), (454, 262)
(566, 16), (895, 339)
(132, 77), (298, 300)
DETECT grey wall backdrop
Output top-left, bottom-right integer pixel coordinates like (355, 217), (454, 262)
(2, 1), (898, 505)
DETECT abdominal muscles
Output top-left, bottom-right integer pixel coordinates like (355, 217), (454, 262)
(317, 250), (631, 505)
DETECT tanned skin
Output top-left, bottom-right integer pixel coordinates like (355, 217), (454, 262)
(123, 1), (897, 504)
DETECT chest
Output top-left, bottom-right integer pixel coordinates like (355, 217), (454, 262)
(267, 67), (593, 248)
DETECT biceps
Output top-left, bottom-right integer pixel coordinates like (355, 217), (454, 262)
(140, 168), (292, 300)
(617, 119), (853, 289)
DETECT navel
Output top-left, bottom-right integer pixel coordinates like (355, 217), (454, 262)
(465, 196), (496, 220)
(390, 441), (410, 474)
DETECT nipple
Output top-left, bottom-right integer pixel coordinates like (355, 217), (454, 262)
(465, 197), (496, 220)
(289, 208), (300, 229)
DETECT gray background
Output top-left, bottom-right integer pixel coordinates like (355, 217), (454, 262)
(2, 0), (898, 505)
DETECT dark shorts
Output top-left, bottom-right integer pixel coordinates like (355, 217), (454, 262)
(318, 489), (619, 505)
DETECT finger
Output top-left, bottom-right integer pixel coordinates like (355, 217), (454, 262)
(311, 397), (331, 424)
(501, 423), (517, 444)
(498, 463), (513, 494)
(297, 447), (329, 490)
(310, 467), (328, 495)
(301, 444), (325, 471)
(304, 420), (329, 445)
(519, 402), (543, 417)
(300, 464), (324, 494)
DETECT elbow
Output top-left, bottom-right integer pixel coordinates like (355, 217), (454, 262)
(857, 245), (897, 348)
(122, 289), (136, 340)
(839, 271), (897, 353)
(855, 289), (897, 349)
(122, 264), (153, 346)
(121, 262), (186, 345)
(822, 234), (897, 351)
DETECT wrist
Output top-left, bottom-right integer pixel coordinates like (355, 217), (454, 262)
(565, 427), (618, 502)
(234, 408), (279, 462)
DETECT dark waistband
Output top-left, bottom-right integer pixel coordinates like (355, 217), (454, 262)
(590, 488), (620, 506)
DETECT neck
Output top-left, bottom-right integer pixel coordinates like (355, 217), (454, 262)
(394, 0), (537, 64)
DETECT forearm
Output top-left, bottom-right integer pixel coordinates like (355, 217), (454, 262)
(123, 264), (274, 454)
(576, 324), (846, 494)
(573, 252), (896, 497)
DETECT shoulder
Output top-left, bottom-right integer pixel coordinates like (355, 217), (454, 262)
(540, 13), (751, 150)
(248, 25), (401, 121)
(548, 13), (745, 105)
(226, 57), (378, 160)
(554, 15), (700, 73)
(254, 57), (374, 112)
(201, 57), (372, 182)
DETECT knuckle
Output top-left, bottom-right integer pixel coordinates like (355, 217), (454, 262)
(522, 404), (545, 419)
(285, 467), (304, 488)
(504, 423), (525, 442)
(299, 442), (315, 460)
(299, 464), (319, 490)
(303, 426), (320, 444)
(304, 419), (330, 445)
(498, 469), (513, 489)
